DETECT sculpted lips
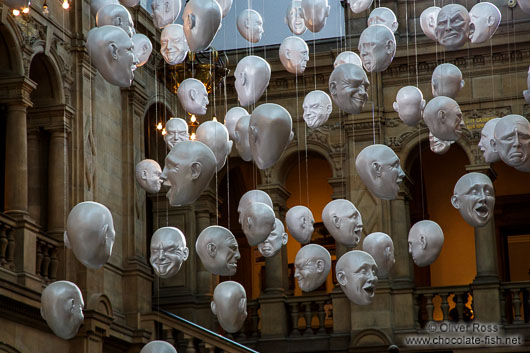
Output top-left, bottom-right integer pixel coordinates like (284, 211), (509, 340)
(363, 283), (375, 297)
(474, 204), (489, 218)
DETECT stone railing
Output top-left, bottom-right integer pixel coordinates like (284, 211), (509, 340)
(414, 285), (473, 328)
(285, 294), (333, 337)
(0, 213), (16, 271)
(35, 232), (60, 282)
(500, 281), (530, 325)
(228, 299), (260, 342)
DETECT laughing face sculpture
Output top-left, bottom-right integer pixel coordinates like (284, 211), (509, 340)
(478, 118), (501, 163)
(303, 90), (332, 129)
(329, 63), (369, 114)
(286, 0), (307, 35)
(420, 6), (441, 41)
(429, 132), (454, 155)
(294, 244), (331, 292)
(234, 56), (271, 107)
(469, 2), (501, 44)
(164, 118), (189, 150)
(432, 63), (464, 99)
(491, 115), (530, 170)
(451, 172), (495, 228)
(322, 199), (363, 248)
(237, 190), (273, 225)
(279, 36), (310, 75)
(435, 4), (470, 50)
(257, 218), (288, 257)
(423, 96), (465, 141)
(286, 206), (315, 245)
(393, 86), (425, 127)
(150, 227), (189, 278)
(196, 121), (233, 171)
(135, 159), (163, 193)
(151, 0), (182, 28)
(196, 226), (240, 276)
(177, 78), (209, 115)
(362, 232), (395, 279)
(41, 281), (84, 340)
(237, 9), (264, 43)
(161, 24), (189, 65)
(408, 220), (444, 267)
(183, 0), (222, 52)
(211, 281), (247, 333)
(242, 202), (276, 246)
(358, 24), (396, 73)
(336, 250), (378, 305)
(367, 7), (398, 33)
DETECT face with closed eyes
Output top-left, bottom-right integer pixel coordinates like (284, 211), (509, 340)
(161, 25), (189, 65)
(302, 90), (332, 128)
(151, 0), (181, 28)
(150, 227), (189, 278)
(435, 4), (470, 49)
(329, 64), (370, 114)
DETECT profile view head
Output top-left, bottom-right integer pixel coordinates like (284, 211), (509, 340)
(224, 106), (249, 140)
(161, 24), (189, 65)
(303, 90), (332, 129)
(96, 4), (134, 38)
(286, 205), (315, 244)
(355, 144), (405, 200)
(234, 115), (253, 161)
(333, 51), (362, 69)
(150, 227), (189, 278)
(429, 132), (454, 155)
(423, 96), (465, 141)
(140, 341), (177, 353)
(242, 202), (276, 246)
(196, 121), (233, 171)
(491, 115), (530, 169)
(329, 63), (370, 114)
(367, 7), (398, 33)
(432, 63), (464, 99)
(294, 244), (331, 292)
(160, 140), (216, 206)
(90, 0), (118, 17)
(285, 0), (307, 35)
(258, 218), (288, 257)
(408, 220), (444, 267)
(234, 56), (271, 107)
(177, 78), (209, 115)
(469, 2), (501, 44)
(237, 9), (264, 43)
(322, 199), (363, 247)
(86, 25), (139, 87)
(64, 201), (115, 269)
(420, 6), (441, 41)
(347, 0), (373, 14)
(358, 24), (396, 73)
(196, 226), (240, 276)
(301, 0), (331, 33)
(393, 86), (425, 127)
(211, 281), (247, 333)
(41, 281), (84, 340)
(336, 250), (378, 305)
(237, 190), (273, 225)
(478, 118), (501, 163)
(435, 4), (470, 50)
(164, 117), (189, 149)
(279, 36), (310, 75)
(362, 232), (394, 279)
(151, 0), (182, 28)
(451, 172), (495, 228)
(132, 33), (152, 67)
(183, 0), (222, 52)
(135, 159), (163, 193)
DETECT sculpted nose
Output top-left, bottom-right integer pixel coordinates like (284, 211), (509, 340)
(294, 269), (301, 279)
(235, 249), (241, 260)
(513, 130), (521, 147)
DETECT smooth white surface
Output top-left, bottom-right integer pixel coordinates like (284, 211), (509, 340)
(135, 159), (163, 193)
(96, 4), (134, 38)
(451, 172), (495, 228)
(393, 86), (425, 127)
(286, 206), (315, 244)
(234, 56), (271, 107)
(196, 121), (233, 171)
(336, 250), (378, 305)
(242, 202), (276, 246)
(177, 78), (209, 115)
(358, 24), (396, 72)
(329, 63), (369, 114)
(196, 225), (240, 276)
(257, 218), (288, 258)
(211, 281), (247, 333)
(322, 199), (363, 247)
(161, 24), (189, 65)
(408, 220), (444, 267)
(423, 96), (465, 141)
(41, 281), (84, 340)
(182, 0), (222, 52)
(362, 232), (395, 279)
(294, 244), (331, 292)
(279, 36), (309, 75)
(150, 227), (189, 278)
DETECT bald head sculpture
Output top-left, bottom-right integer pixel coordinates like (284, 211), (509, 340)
(196, 121), (233, 171)
(234, 56), (271, 107)
(303, 90), (332, 129)
(258, 218), (288, 257)
(96, 4), (134, 37)
(336, 250), (378, 305)
(358, 24), (396, 72)
(286, 205), (315, 244)
(177, 78), (209, 115)
(211, 281), (247, 333)
(423, 96), (465, 141)
(279, 36), (310, 74)
(432, 63), (464, 99)
(301, 0), (331, 33)
(451, 172), (495, 227)
(140, 341), (177, 353)
(182, 0), (222, 52)
(329, 63), (369, 114)
(237, 190), (273, 225)
(294, 244), (331, 292)
(393, 86), (425, 127)
(367, 7), (398, 33)
(164, 117), (189, 150)
(242, 202), (276, 246)
(491, 115), (530, 169)
(41, 281), (84, 340)
(237, 9), (264, 43)
(150, 227), (189, 278)
(362, 232), (394, 279)
(478, 118), (501, 163)
(196, 226), (240, 276)
(135, 159), (163, 193)
(435, 4), (470, 49)
(408, 220), (444, 267)
(322, 199), (363, 247)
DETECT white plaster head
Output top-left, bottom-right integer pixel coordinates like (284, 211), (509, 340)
(362, 232), (394, 279)
(90, 0), (119, 18)
(429, 132), (454, 155)
(336, 250), (378, 305)
(294, 244), (331, 292)
(160, 140), (216, 206)
(257, 218), (288, 257)
(435, 4), (470, 50)
(96, 4), (134, 38)
(451, 172), (495, 228)
(279, 36), (310, 75)
(303, 90), (332, 129)
(224, 107), (249, 141)
(164, 117), (189, 149)
(150, 227), (189, 278)
(183, 0), (222, 52)
(432, 63), (464, 99)
(393, 86), (426, 127)
(478, 118), (501, 163)
(408, 220), (444, 267)
(329, 63), (369, 114)
(286, 206), (315, 244)
(64, 201), (115, 269)
(135, 159), (163, 193)
(524, 66), (530, 104)
(132, 33), (152, 67)
(196, 225), (240, 276)
(41, 281), (84, 340)
(347, 0), (373, 14)
(237, 190), (273, 225)
(333, 51), (363, 69)
(196, 121), (233, 171)
(242, 202), (276, 246)
(234, 115), (253, 162)
(423, 96), (465, 141)
(211, 281), (247, 333)
(140, 341), (177, 353)
(517, 0), (530, 14)
(177, 78), (209, 115)
(249, 103), (293, 169)
(234, 56), (271, 107)
(151, 0), (181, 28)
(469, 2), (501, 44)
(301, 0), (331, 33)
(491, 114), (530, 169)
(86, 26), (139, 87)
(358, 24), (396, 73)
(215, 0), (232, 17)
(120, 0), (139, 7)
(237, 9), (264, 43)
(355, 144), (405, 200)
(367, 7), (398, 33)
(285, 0), (307, 35)
(160, 24), (189, 65)
(322, 199), (363, 247)
(420, 6), (441, 41)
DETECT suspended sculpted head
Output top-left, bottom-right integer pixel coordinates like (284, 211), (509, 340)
(435, 4), (470, 50)
(286, 206), (315, 244)
(355, 144), (405, 200)
(215, 0), (232, 17)
(196, 121), (233, 171)
(161, 140), (216, 206)
(367, 7), (398, 33)
(237, 190), (273, 225)
(258, 218), (288, 257)
(423, 96), (465, 141)
(249, 103), (293, 169)
(161, 24), (189, 65)
(279, 36), (310, 75)
(183, 0), (222, 52)
(96, 4), (134, 38)
(234, 115), (252, 161)
(336, 250), (378, 305)
(90, 0), (118, 17)
(164, 117), (189, 149)
(518, 0), (530, 14)
(301, 0), (331, 33)
(393, 86), (425, 127)
(242, 202), (276, 246)
(196, 226), (240, 276)
(478, 118), (501, 163)
(224, 106), (249, 140)
(132, 33), (152, 67)
(140, 341), (177, 353)
(322, 199), (363, 247)
(150, 227), (189, 278)
(86, 26), (139, 87)
(334, 51), (362, 69)
(237, 9), (264, 43)
(294, 244), (331, 292)
(177, 78), (209, 115)
(211, 281), (247, 333)
(429, 132), (454, 155)
(65, 201), (115, 269)
(303, 90), (332, 129)
(135, 159), (163, 193)
(347, 0), (373, 14)
(420, 6), (441, 41)
(362, 232), (394, 279)
(491, 115), (530, 168)
(451, 172), (495, 228)
(41, 281), (84, 340)
(408, 220), (444, 267)
(234, 56), (271, 107)
(329, 63), (369, 114)
(285, 0), (307, 35)
(151, 0), (182, 28)
(432, 63), (464, 99)
(358, 24), (396, 73)
(469, 2), (501, 44)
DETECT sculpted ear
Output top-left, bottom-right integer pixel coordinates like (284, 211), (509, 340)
(182, 247), (189, 261)
(249, 125), (258, 142)
(331, 214), (341, 229)
(64, 231), (71, 249)
(460, 80), (465, 89)
(371, 161), (382, 177)
(282, 232), (288, 245)
(329, 81), (337, 96)
(241, 71), (247, 86)
(490, 138), (497, 153)
(189, 88), (198, 101)
(289, 131), (294, 141)
(451, 195), (460, 209)
(420, 99), (426, 111)
(487, 15), (495, 27)
(187, 13), (196, 30)
(300, 216), (307, 229)
(326, 103), (332, 114)
(385, 39), (395, 55)
(392, 101), (399, 113)
(207, 242), (217, 257)
(141, 169), (148, 180)
(239, 297), (246, 312)
(420, 234), (427, 250)
(384, 246), (392, 259)
(234, 130), (241, 143)
(391, 21), (398, 33)
(99, 224), (109, 244)
(438, 110), (446, 123)
(227, 140), (233, 154)
(315, 259), (325, 273)
(285, 49), (292, 60)
(109, 43), (119, 60)
(247, 217), (253, 229)
(245, 17), (251, 29)
(337, 270), (347, 286)
(190, 162), (202, 180)
(211, 301), (217, 315)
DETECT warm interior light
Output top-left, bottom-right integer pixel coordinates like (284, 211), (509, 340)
(22, 7), (29, 13)
(12, 9), (20, 15)
(156, 122), (163, 130)
(212, 116), (217, 122)
(161, 128), (167, 136)
(190, 115), (197, 123)
(62, 0), (69, 9)
(43, 0), (49, 14)
(190, 132), (196, 140)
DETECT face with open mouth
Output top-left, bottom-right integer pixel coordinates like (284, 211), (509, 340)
(336, 250), (378, 305)
(150, 227), (189, 279)
(329, 63), (369, 114)
(452, 172), (495, 228)
(286, 0), (306, 35)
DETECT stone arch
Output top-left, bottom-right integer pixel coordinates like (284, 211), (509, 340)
(0, 16), (24, 76)
(86, 293), (113, 318)
(144, 95), (176, 119)
(351, 328), (392, 347)
(28, 53), (64, 106)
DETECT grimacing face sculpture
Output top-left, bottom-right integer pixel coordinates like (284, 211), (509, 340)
(355, 144), (405, 200)
(183, 0), (222, 52)
(196, 226), (240, 276)
(64, 201), (115, 269)
(303, 90), (332, 129)
(150, 227), (189, 278)
(393, 86), (425, 127)
(41, 281), (84, 340)
(322, 199), (363, 247)
(358, 24), (396, 73)
(286, 0), (307, 35)
(367, 7), (398, 33)
(301, 0), (331, 33)
(336, 250), (378, 305)
(177, 78), (209, 115)
(196, 121), (233, 171)
(132, 33), (152, 67)
(242, 202), (276, 246)
(429, 132), (454, 155)
(420, 6), (441, 42)
(96, 4), (134, 38)
(257, 218), (288, 258)
(347, 0), (373, 14)
(469, 2), (501, 44)
(333, 51), (362, 69)
(423, 96), (465, 142)
(286, 205), (315, 245)
(294, 244), (331, 292)
(161, 24), (189, 65)
(478, 118), (501, 163)
(237, 190), (273, 225)
(161, 140), (216, 206)
(432, 63), (464, 99)
(151, 0), (182, 28)
(86, 26), (139, 87)
(362, 232), (395, 279)
(135, 159), (163, 193)
(237, 9), (264, 43)
(211, 281), (247, 333)
(215, 0), (232, 18)
(408, 220), (444, 267)
(234, 56), (271, 107)
(329, 63), (369, 114)
(164, 117), (189, 149)
(435, 4), (470, 50)
(451, 172), (495, 228)
(224, 106), (249, 141)
(491, 114), (530, 169)
(279, 36), (310, 75)
(140, 341), (177, 353)
(234, 115), (253, 162)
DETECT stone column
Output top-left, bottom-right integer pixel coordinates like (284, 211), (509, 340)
(47, 127), (68, 237)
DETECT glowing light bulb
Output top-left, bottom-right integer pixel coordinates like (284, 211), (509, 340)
(190, 132), (196, 140)
(12, 9), (20, 15)
(212, 116), (217, 122)
(22, 7), (29, 13)
(161, 128), (167, 136)
(190, 115), (197, 123)
(62, 0), (69, 9)
(43, 5), (49, 14)
(156, 122), (163, 130)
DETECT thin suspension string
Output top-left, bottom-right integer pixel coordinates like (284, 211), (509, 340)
(405, 0), (411, 86)
(63, 8), (67, 279)
(296, 71), (302, 204)
(164, 65), (169, 227)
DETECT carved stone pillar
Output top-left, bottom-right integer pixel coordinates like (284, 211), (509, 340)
(47, 127), (68, 237)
